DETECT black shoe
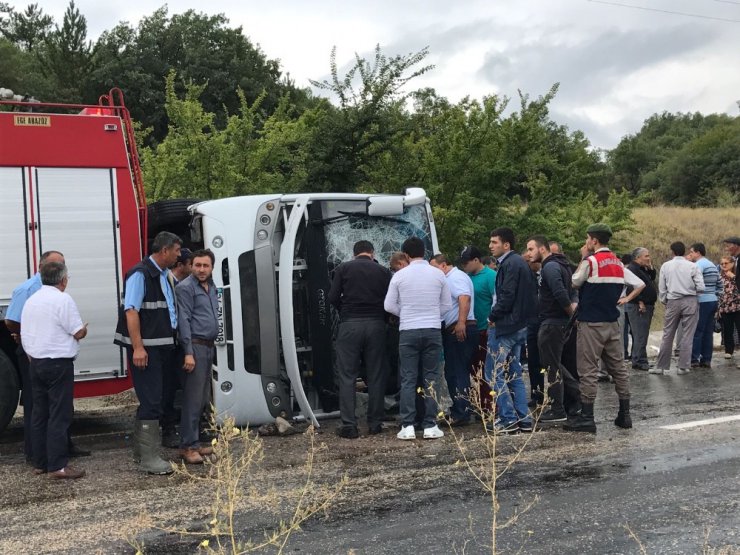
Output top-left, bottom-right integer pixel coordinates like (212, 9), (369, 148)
(199, 429), (216, 442)
(368, 424), (384, 435)
(631, 364), (649, 371)
(518, 420), (534, 433)
(563, 403), (596, 433)
(539, 408), (567, 423)
(486, 419), (520, 434)
(161, 428), (180, 448)
(699, 362), (712, 369)
(336, 426), (359, 439)
(563, 414), (597, 433)
(68, 444), (91, 458)
(691, 361), (700, 368)
(614, 399), (632, 429)
(449, 418), (472, 428)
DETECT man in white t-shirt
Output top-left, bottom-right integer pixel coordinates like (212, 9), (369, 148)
(21, 261), (88, 480)
(384, 237), (452, 440)
(430, 254), (477, 426)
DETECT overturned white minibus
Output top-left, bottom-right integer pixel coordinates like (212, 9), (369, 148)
(187, 189), (438, 428)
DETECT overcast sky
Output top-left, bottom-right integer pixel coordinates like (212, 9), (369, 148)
(35, 0), (740, 149)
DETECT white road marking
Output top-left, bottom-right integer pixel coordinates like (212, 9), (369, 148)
(660, 415), (740, 430)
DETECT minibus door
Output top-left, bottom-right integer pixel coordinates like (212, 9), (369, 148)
(278, 195), (320, 427)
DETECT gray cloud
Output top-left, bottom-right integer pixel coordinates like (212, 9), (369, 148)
(478, 23), (712, 104)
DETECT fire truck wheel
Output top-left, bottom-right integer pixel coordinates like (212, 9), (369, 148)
(0, 350), (20, 434)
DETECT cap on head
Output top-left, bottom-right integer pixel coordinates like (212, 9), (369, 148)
(723, 236), (740, 246)
(459, 245), (482, 263)
(586, 223), (613, 236)
(177, 248), (193, 265)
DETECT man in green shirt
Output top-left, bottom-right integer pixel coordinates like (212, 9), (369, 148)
(460, 246), (497, 413)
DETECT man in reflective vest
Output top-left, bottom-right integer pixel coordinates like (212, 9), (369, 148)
(114, 231), (181, 474)
(565, 223), (645, 433)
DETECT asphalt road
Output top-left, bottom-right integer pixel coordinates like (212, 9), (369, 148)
(274, 356), (740, 555)
(1, 356), (739, 554)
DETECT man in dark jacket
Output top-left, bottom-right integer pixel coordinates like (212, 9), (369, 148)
(114, 231), (181, 474)
(625, 247), (658, 371)
(329, 240), (392, 438)
(526, 236), (580, 423)
(486, 227), (537, 433)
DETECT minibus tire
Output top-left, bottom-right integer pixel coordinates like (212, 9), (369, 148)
(0, 350), (20, 434)
(148, 199), (200, 230)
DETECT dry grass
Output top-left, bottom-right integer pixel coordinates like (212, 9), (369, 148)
(616, 206), (740, 268)
(614, 206), (740, 330)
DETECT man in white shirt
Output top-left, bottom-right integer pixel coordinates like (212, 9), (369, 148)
(654, 241), (705, 375)
(21, 261), (87, 479)
(430, 254), (477, 426)
(384, 237), (452, 440)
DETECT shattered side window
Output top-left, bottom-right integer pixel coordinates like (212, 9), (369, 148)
(323, 204), (433, 272)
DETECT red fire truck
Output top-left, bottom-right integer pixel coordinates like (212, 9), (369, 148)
(0, 89), (147, 433)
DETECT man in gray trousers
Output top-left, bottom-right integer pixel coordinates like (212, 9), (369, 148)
(177, 249), (219, 463)
(654, 242), (705, 376)
(329, 240), (392, 438)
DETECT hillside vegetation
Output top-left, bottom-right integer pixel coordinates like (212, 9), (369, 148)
(617, 206), (740, 267)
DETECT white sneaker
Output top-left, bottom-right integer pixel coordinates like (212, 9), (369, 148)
(724, 353), (733, 359)
(423, 425), (444, 439)
(397, 425), (416, 440)
(677, 367), (691, 375)
(648, 368), (664, 375)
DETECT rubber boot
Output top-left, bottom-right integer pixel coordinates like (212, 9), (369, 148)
(137, 420), (174, 475)
(563, 402), (596, 433)
(614, 398), (632, 429)
(132, 420), (141, 463)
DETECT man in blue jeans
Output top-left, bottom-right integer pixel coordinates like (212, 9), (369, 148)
(688, 243), (720, 368)
(430, 254), (478, 426)
(486, 227), (538, 433)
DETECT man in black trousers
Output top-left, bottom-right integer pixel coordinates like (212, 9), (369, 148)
(526, 236), (580, 422)
(21, 261), (88, 479)
(329, 240), (392, 438)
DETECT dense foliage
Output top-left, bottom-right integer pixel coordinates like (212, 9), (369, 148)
(2, 2), (737, 256)
(609, 112), (740, 206)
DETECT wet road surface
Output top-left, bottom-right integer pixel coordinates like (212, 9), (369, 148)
(1, 358), (739, 554)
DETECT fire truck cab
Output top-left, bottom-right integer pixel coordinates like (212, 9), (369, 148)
(0, 90), (145, 432)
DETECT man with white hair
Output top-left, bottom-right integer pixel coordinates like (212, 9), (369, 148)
(625, 247), (657, 371)
(21, 261), (88, 479)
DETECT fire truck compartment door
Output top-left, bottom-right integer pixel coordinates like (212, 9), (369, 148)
(0, 167), (30, 314)
(278, 195), (319, 428)
(34, 168), (123, 378)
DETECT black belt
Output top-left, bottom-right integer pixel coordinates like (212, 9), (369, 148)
(191, 338), (215, 347)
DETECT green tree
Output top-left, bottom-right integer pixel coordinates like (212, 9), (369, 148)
(608, 111), (734, 201)
(88, 7), (312, 143)
(37, 0), (93, 102)
(307, 45), (433, 192)
(0, 2), (53, 50)
(0, 37), (50, 98)
(649, 118), (740, 205)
